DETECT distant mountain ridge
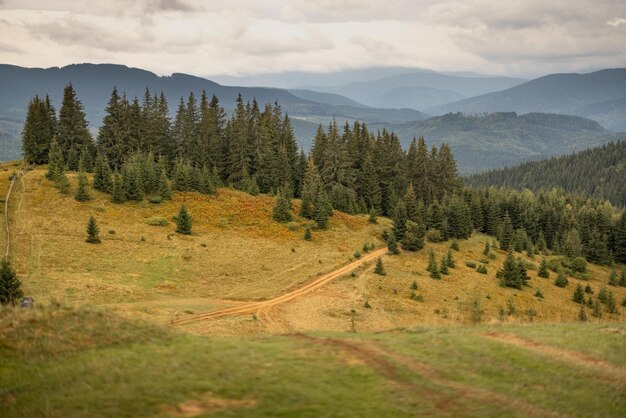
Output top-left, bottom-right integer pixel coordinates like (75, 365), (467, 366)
(302, 71), (525, 110)
(427, 69), (626, 131)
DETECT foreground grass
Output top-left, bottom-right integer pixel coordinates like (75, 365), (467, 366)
(1, 304), (624, 417)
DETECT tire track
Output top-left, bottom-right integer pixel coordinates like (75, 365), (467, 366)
(172, 247), (387, 326)
(3, 167), (28, 260)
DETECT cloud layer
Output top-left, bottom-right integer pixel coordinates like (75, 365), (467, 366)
(1, 0), (625, 78)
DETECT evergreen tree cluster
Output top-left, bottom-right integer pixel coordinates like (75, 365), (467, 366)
(467, 140), (626, 207)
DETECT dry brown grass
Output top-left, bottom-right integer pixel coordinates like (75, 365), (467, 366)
(3, 166), (624, 335)
(5, 167), (384, 324)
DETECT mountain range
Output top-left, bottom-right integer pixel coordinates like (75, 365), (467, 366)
(1, 63), (624, 173)
(428, 69), (626, 131)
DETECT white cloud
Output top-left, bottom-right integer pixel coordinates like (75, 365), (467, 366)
(0, 0), (625, 78)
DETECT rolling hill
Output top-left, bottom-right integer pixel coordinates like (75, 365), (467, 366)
(466, 140), (626, 206)
(427, 69), (626, 131)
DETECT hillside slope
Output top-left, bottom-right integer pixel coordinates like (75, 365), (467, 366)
(2, 303), (625, 418)
(3, 165), (624, 335)
(466, 140), (626, 206)
(428, 69), (626, 131)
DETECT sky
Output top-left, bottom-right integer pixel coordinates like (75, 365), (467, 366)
(1, 0), (625, 79)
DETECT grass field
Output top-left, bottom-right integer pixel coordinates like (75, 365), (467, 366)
(2, 165), (625, 335)
(1, 303), (624, 417)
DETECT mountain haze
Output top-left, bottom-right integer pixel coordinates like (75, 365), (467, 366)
(428, 69), (626, 131)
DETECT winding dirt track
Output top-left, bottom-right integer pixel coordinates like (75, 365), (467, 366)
(172, 247), (387, 326)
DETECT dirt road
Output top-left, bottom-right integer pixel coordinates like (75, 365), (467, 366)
(172, 247), (388, 327)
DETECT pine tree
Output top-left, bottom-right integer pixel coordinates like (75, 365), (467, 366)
(313, 189), (332, 230)
(445, 249), (456, 268)
(554, 270), (569, 287)
(578, 306), (587, 321)
(439, 255), (449, 274)
(450, 239), (459, 251)
(538, 258), (550, 278)
(47, 137), (65, 182)
(57, 172), (71, 194)
(499, 213), (514, 251)
(93, 153), (112, 193)
(387, 234), (400, 255)
(22, 95), (54, 164)
(497, 252), (523, 289)
(158, 168), (172, 200)
(110, 172), (126, 203)
(175, 205), (192, 235)
(368, 208), (378, 224)
(0, 259), (23, 306)
(392, 200), (408, 241)
(606, 291), (617, 314)
(74, 169), (91, 202)
(613, 212), (626, 264)
(304, 226), (312, 241)
(272, 188), (293, 223)
(427, 249), (440, 279)
(374, 257), (386, 275)
(573, 284), (585, 304)
(483, 241), (491, 256)
(620, 270), (626, 287)
(85, 217), (101, 244)
(608, 269), (618, 286)
(401, 220), (425, 251)
(57, 83), (93, 170)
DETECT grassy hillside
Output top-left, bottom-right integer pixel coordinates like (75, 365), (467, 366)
(4, 165), (625, 335)
(1, 303), (625, 417)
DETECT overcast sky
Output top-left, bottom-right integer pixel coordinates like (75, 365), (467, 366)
(1, 0), (625, 79)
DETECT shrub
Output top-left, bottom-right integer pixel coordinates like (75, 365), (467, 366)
(353, 250), (361, 259)
(148, 195), (162, 204)
(572, 285), (585, 304)
(534, 289), (544, 299)
(584, 284), (593, 294)
(450, 240), (459, 251)
(303, 226), (312, 241)
(568, 257), (587, 274)
(145, 216), (168, 226)
(468, 297), (483, 324)
(426, 229), (442, 243)
(465, 261), (477, 269)
(554, 270), (569, 288)
(477, 264), (488, 274)
(363, 300), (371, 309)
(578, 307), (587, 321)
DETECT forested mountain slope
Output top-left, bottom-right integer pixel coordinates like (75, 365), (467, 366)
(466, 141), (626, 206)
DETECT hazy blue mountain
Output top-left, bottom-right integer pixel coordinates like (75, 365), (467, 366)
(210, 66), (429, 88)
(378, 86), (464, 110)
(427, 69), (626, 131)
(0, 63), (428, 160)
(288, 89), (369, 108)
(303, 71), (525, 110)
(369, 112), (618, 174)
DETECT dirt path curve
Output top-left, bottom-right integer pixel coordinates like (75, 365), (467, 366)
(483, 332), (626, 379)
(289, 334), (566, 418)
(172, 247), (387, 326)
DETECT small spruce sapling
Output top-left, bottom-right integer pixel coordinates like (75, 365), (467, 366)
(85, 216), (101, 244)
